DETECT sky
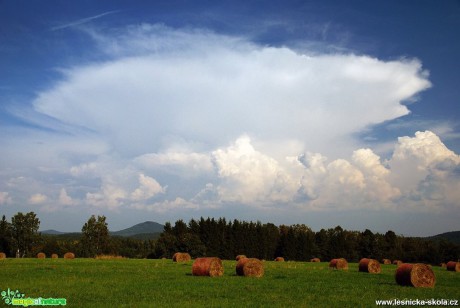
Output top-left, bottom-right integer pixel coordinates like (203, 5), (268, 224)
(1, 0), (459, 236)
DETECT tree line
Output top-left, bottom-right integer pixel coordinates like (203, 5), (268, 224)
(1, 212), (459, 263)
(153, 217), (459, 263)
(0, 212), (154, 258)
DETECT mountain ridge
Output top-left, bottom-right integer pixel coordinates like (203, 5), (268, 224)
(425, 230), (460, 245)
(40, 221), (164, 240)
(111, 221), (164, 237)
(40, 223), (460, 245)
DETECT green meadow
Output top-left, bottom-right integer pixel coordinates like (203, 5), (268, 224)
(1, 259), (459, 307)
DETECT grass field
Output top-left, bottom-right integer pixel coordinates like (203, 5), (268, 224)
(1, 258), (459, 307)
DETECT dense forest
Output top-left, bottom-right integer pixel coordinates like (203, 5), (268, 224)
(153, 217), (460, 263)
(1, 213), (459, 263)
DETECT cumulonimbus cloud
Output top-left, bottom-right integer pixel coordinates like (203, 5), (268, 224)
(32, 24), (431, 158)
(4, 24), (458, 224)
(203, 131), (459, 211)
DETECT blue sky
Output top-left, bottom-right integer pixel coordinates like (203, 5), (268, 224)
(1, 0), (459, 236)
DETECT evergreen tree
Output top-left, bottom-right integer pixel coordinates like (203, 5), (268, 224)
(315, 229), (329, 260)
(328, 226), (346, 258)
(359, 229), (375, 258)
(438, 239), (460, 262)
(163, 222), (173, 234)
(172, 220), (187, 237)
(293, 224), (317, 260)
(0, 215), (12, 256)
(153, 233), (178, 258)
(151, 217), (460, 263)
(261, 223), (279, 260)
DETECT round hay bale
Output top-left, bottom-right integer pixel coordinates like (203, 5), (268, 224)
(359, 258), (381, 274)
(329, 258), (348, 270)
(236, 255), (247, 261)
(236, 258), (264, 277)
(0, 252), (6, 259)
(393, 260), (403, 266)
(274, 257), (285, 262)
(382, 259), (391, 265)
(446, 261), (460, 272)
(395, 263), (435, 288)
(37, 252), (46, 259)
(173, 252), (191, 262)
(63, 252), (75, 259)
(440, 262), (447, 268)
(310, 258), (320, 262)
(51, 253), (59, 259)
(192, 257), (224, 277)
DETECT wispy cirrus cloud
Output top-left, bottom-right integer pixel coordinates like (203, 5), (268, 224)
(50, 10), (120, 31)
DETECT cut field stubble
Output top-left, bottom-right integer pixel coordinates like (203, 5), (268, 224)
(0, 259), (458, 307)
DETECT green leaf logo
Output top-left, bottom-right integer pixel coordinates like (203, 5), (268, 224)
(1, 288), (25, 305)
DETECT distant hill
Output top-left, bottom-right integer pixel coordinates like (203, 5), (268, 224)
(40, 232), (82, 241)
(426, 231), (460, 245)
(111, 221), (164, 237)
(41, 229), (67, 235)
(40, 221), (164, 241)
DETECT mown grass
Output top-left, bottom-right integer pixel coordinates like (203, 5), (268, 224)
(0, 258), (458, 307)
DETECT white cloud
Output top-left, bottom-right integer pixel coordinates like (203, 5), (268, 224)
(28, 193), (48, 205)
(130, 173), (165, 201)
(300, 150), (401, 210)
(352, 149), (401, 203)
(135, 151), (214, 177)
(212, 135), (299, 204)
(298, 131), (459, 211)
(86, 183), (127, 210)
(71, 160), (167, 210)
(0, 192), (12, 205)
(191, 183), (220, 207)
(58, 188), (76, 206)
(388, 131), (460, 208)
(215, 131), (457, 212)
(392, 131), (459, 168)
(70, 162), (99, 177)
(3, 24), (459, 233)
(32, 24), (430, 158)
(130, 197), (199, 213)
